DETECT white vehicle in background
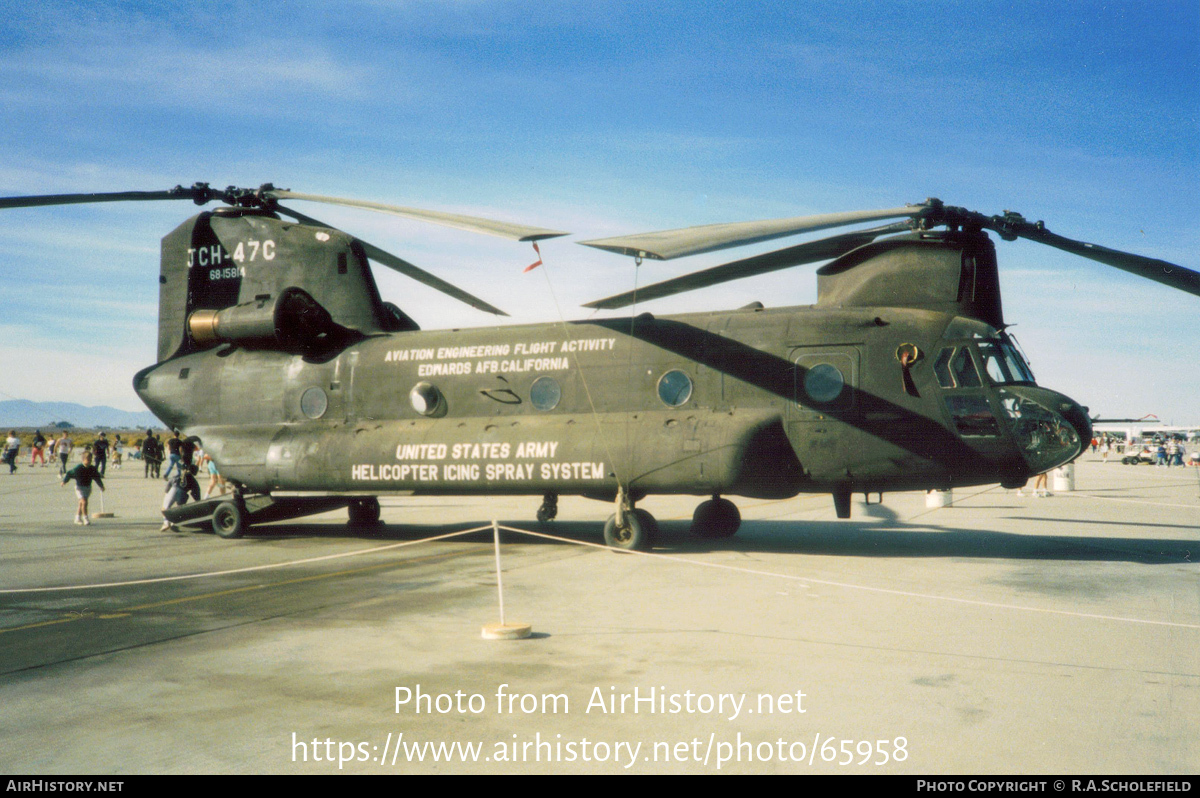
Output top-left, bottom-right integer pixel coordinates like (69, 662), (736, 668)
(1120, 446), (1156, 466)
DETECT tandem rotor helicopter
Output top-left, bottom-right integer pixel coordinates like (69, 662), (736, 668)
(4, 184), (1198, 549)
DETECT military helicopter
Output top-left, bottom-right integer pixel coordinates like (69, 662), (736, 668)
(4, 184), (1197, 549)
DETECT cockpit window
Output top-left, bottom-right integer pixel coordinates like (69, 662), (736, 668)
(977, 338), (1035, 384)
(934, 346), (983, 389)
(934, 348), (955, 388)
(951, 348), (981, 388)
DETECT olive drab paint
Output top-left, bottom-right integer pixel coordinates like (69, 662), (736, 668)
(136, 212), (1092, 532)
(10, 185), (1155, 547)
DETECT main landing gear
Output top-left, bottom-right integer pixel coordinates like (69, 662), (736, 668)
(604, 487), (658, 551)
(689, 495), (741, 539)
(536, 492), (558, 525)
(602, 492), (743, 551)
(603, 508), (658, 551)
(347, 497), (381, 526)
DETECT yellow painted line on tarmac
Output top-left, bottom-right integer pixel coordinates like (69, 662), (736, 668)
(0, 616), (82, 633)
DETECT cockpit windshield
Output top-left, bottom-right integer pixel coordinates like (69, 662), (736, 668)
(976, 335), (1035, 384)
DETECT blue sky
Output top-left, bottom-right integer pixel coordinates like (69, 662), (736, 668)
(0, 0), (1196, 423)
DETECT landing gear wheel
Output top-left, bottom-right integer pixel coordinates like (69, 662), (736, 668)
(212, 501), (247, 539)
(690, 497), (741, 539)
(536, 492), (558, 525)
(348, 497), (381, 525)
(604, 509), (655, 551)
(632, 508), (659, 540)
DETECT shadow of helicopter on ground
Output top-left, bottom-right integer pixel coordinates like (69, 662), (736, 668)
(197, 507), (1196, 567)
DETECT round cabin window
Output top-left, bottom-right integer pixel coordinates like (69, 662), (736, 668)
(804, 364), (845, 403)
(410, 382), (442, 416)
(657, 370), (693, 408)
(530, 376), (561, 411)
(300, 387), (328, 419)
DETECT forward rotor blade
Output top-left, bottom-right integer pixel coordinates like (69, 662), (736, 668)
(579, 204), (925, 261)
(584, 223), (909, 310)
(265, 190), (568, 242)
(275, 205), (509, 316)
(0, 188), (199, 210)
(1016, 226), (1200, 298)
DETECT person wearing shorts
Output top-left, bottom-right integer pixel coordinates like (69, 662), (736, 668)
(199, 449), (227, 498)
(62, 451), (105, 525)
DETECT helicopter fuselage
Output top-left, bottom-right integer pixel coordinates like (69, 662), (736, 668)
(135, 302), (1090, 509)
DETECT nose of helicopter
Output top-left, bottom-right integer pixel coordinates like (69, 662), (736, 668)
(996, 386), (1092, 474)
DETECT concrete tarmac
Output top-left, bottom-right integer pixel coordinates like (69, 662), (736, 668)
(0, 458), (1196, 774)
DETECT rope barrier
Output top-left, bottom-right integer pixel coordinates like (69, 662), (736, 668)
(4, 513), (1193, 632)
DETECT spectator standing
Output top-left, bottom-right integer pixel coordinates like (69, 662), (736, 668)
(162, 430), (183, 481)
(30, 430), (46, 467)
(199, 449), (228, 498)
(142, 430), (162, 479)
(54, 432), (74, 475)
(3, 431), (19, 474)
(93, 432), (110, 477)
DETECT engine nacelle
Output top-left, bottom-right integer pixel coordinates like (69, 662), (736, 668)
(188, 287), (338, 353)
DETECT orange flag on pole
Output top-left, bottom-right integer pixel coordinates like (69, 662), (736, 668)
(523, 242), (543, 273)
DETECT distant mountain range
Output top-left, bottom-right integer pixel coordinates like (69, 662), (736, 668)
(0, 400), (163, 430)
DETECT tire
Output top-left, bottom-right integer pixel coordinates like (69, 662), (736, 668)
(212, 501), (247, 539)
(348, 497), (381, 525)
(690, 498), (741, 539)
(604, 510), (652, 551)
(632, 508), (659, 540)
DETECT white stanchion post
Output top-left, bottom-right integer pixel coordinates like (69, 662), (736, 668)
(1052, 463), (1075, 492)
(925, 489), (953, 508)
(481, 520), (532, 640)
(93, 489), (115, 518)
(494, 520), (505, 625)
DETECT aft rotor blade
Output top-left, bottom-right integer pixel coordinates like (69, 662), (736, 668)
(0, 188), (201, 210)
(579, 204), (925, 261)
(265, 190), (568, 242)
(1016, 226), (1200, 298)
(274, 204), (509, 316)
(583, 223), (907, 310)
(361, 241), (509, 316)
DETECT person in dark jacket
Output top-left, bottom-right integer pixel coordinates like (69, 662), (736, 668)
(163, 430), (183, 481)
(93, 432), (110, 476)
(142, 430), (162, 479)
(161, 464), (201, 532)
(3, 431), (19, 474)
(62, 451), (105, 525)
